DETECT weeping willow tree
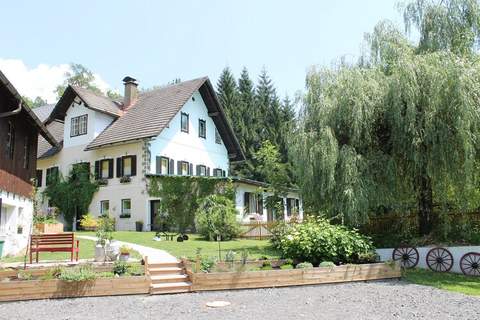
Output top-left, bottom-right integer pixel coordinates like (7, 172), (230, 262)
(293, 0), (480, 235)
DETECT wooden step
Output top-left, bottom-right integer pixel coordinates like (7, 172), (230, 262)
(149, 267), (184, 275)
(151, 274), (189, 283)
(150, 281), (192, 294)
(148, 262), (181, 268)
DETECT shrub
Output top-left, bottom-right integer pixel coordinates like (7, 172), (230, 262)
(96, 214), (115, 246)
(296, 262), (314, 269)
(58, 265), (97, 282)
(80, 213), (97, 229)
(280, 264), (294, 270)
(270, 221), (293, 249)
(195, 194), (240, 241)
(277, 217), (375, 265)
(319, 261), (336, 268)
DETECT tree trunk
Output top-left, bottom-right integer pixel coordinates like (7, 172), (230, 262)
(417, 173), (433, 235)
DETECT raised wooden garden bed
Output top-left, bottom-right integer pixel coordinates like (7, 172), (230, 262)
(34, 223), (64, 234)
(189, 262), (400, 291)
(0, 276), (149, 302)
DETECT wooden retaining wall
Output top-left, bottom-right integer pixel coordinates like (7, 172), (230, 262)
(190, 262), (400, 291)
(0, 276), (149, 302)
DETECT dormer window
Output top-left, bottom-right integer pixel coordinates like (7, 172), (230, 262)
(71, 114), (88, 137)
(199, 119), (206, 138)
(181, 112), (189, 133)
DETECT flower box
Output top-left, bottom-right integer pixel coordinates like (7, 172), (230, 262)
(34, 223), (64, 234)
(97, 178), (108, 186)
(120, 176), (131, 184)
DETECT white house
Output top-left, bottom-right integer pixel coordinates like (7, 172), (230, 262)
(35, 76), (302, 231)
(0, 70), (59, 257)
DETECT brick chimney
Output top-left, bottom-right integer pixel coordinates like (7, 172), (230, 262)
(123, 76), (138, 108)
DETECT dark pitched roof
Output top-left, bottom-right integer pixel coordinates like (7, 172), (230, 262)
(37, 120), (64, 159)
(32, 104), (55, 123)
(48, 85), (122, 123)
(85, 77), (245, 161)
(0, 70), (58, 147)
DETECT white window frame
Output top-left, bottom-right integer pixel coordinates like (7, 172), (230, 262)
(100, 200), (109, 215)
(71, 114), (88, 137)
(121, 199), (131, 215)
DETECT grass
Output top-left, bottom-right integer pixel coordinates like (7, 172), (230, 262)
(77, 231), (280, 260)
(0, 238), (141, 264)
(404, 268), (480, 296)
(1, 239), (96, 263)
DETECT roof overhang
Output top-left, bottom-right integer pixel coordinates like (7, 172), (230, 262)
(0, 70), (59, 147)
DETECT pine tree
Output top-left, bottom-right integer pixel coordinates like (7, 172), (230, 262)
(216, 67), (239, 125)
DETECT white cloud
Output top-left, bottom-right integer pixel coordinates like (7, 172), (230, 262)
(0, 58), (111, 103)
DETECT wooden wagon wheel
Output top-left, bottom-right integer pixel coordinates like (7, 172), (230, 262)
(392, 247), (419, 268)
(426, 247), (454, 272)
(460, 252), (480, 276)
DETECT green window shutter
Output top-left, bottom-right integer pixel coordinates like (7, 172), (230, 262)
(131, 155), (137, 176)
(169, 159), (175, 175)
(116, 158), (123, 177)
(94, 161), (100, 180)
(108, 159), (114, 178)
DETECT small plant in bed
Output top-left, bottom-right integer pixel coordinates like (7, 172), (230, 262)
(296, 262), (314, 269)
(58, 265), (97, 282)
(319, 261), (336, 268)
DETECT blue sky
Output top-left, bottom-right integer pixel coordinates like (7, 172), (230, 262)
(0, 0), (402, 102)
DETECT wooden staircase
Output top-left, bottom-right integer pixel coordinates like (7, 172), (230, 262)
(146, 260), (192, 294)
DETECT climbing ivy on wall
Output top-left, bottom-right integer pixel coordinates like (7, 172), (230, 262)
(147, 176), (235, 233)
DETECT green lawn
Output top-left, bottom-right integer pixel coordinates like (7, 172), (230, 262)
(404, 268), (480, 296)
(1, 239), (96, 263)
(77, 231), (280, 260)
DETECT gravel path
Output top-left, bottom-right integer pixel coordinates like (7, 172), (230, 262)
(0, 280), (478, 320)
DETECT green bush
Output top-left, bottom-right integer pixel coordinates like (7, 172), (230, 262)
(270, 221), (293, 249)
(200, 256), (216, 273)
(195, 194), (240, 241)
(296, 262), (314, 269)
(280, 264), (294, 270)
(58, 265), (97, 282)
(277, 217), (375, 265)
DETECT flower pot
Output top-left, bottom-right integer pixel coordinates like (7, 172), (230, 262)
(135, 221), (143, 232)
(106, 241), (120, 261)
(119, 253), (130, 261)
(82, 226), (97, 231)
(94, 245), (105, 262)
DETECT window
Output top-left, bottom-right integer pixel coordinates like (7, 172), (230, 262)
(6, 121), (14, 159)
(181, 112), (189, 133)
(156, 156), (173, 175)
(121, 199), (131, 216)
(101, 160), (109, 178)
(46, 167), (59, 186)
(198, 119), (206, 138)
(70, 114), (88, 137)
(36, 170), (43, 187)
(100, 200), (109, 215)
(215, 128), (222, 144)
(243, 192), (263, 215)
(213, 168), (225, 177)
(177, 161), (191, 176)
(23, 136), (29, 169)
(116, 156), (136, 177)
(196, 165), (207, 176)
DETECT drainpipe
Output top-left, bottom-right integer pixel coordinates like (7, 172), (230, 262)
(0, 102), (22, 118)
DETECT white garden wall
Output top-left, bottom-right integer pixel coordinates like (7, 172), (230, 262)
(376, 246), (480, 274)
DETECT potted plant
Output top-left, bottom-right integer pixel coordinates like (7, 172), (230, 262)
(80, 213), (98, 231)
(119, 245), (131, 261)
(135, 220), (143, 232)
(97, 178), (108, 186)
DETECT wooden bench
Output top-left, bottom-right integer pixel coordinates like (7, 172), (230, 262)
(29, 233), (80, 263)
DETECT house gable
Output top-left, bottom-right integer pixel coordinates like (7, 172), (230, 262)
(148, 89), (230, 174)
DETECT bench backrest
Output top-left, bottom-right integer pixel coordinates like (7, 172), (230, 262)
(30, 233), (75, 247)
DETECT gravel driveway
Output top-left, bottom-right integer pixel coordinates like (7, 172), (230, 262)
(0, 280), (478, 320)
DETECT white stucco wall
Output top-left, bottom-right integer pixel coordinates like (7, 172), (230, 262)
(63, 101), (115, 148)
(37, 141), (148, 231)
(0, 190), (33, 257)
(148, 90), (229, 175)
